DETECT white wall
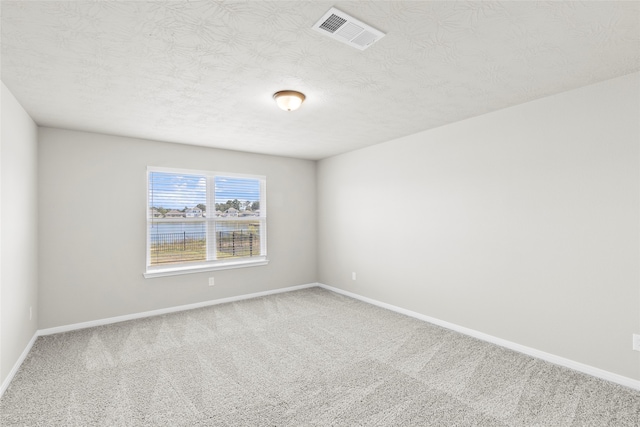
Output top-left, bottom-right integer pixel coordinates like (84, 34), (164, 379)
(1, 82), (39, 386)
(317, 73), (640, 380)
(38, 128), (316, 329)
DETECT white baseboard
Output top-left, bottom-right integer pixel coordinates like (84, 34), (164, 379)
(0, 332), (38, 397)
(38, 282), (318, 336)
(317, 283), (640, 391)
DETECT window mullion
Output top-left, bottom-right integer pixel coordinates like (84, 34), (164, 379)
(207, 175), (217, 261)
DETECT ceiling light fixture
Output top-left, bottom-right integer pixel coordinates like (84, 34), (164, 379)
(273, 90), (306, 112)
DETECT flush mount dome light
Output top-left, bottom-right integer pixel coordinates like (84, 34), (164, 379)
(273, 90), (305, 111)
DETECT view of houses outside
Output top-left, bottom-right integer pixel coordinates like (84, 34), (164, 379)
(149, 201), (260, 220)
(148, 172), (263, 265)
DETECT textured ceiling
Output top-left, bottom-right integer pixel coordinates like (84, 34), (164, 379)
(2, 1), (639, 160)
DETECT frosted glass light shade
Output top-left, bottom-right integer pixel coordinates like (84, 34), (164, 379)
(273, 90), (305, 111)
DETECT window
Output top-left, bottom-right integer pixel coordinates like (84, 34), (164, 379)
(144, 167), (267, 278)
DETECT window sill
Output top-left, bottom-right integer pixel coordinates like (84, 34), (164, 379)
(143, 258), (269, 279)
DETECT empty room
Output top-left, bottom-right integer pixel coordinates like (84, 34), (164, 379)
(1, 1), (639, 425)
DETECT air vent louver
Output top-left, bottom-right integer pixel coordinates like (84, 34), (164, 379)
(319, 14), (347, 33)
(312, 7), (385, 51)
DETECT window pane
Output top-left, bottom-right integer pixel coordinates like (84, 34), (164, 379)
(149, 222), (206, 265)
(148, 172), (207, 219)
(214, 176), (261, 217)
(214, 221), (261, 259)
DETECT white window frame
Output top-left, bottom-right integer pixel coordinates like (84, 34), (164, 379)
(144, 166), (268, 278)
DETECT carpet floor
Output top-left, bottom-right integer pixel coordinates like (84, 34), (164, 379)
(1, 287), (639, 426)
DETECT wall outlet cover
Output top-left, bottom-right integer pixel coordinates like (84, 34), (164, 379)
(633, 334), (640, 351)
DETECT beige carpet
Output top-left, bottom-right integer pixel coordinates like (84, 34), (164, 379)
(1, 287), (639, 426)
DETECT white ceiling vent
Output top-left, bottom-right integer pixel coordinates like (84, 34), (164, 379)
(312, 7), (385, 51)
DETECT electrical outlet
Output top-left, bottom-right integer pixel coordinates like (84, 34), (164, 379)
(352, 272), (357, 281)
(633, 334), (640, 351)
(208, 277), (215, 287)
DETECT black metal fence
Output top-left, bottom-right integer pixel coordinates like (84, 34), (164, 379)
(217, 230), (260, 258)
(150, 232), (205, 265)
(150, 231), (260, 264)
